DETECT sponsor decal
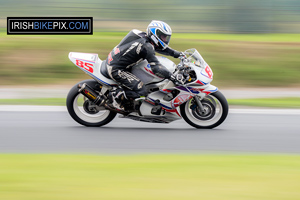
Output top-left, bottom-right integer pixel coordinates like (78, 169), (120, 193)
(172, 94), (192, 108)
(107, 47), (120, 65)
(114, 47), (120, 55)
(7, 17), (93, 35)
(83, 90), (96, 100)
(107, 52), (113, 64)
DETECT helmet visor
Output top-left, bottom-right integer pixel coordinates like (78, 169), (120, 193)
(156, 29), (171, 45)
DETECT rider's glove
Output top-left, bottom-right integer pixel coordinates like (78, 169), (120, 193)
(174, 51), (186, 59)
(173, 50), (181, 58)
(170, 74), (185, 85)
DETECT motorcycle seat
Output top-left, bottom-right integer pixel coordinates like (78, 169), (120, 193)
(100, 60), (111, 79)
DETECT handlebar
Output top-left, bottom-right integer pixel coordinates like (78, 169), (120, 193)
(173, 53), (195, 85)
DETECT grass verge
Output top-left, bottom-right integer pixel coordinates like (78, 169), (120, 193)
(0, 154), (300, 200)
(1, 97), (300, 108)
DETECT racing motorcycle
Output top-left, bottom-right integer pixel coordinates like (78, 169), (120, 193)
(66, 49), (228, 129)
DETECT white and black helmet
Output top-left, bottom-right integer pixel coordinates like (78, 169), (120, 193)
(147, 20), (172, 50)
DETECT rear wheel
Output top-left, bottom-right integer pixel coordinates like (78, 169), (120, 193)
(180, 91), (228, 129)
(66, 80), (116, 127)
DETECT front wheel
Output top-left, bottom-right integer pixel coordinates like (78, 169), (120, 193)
(66, 79), (116, 127)
(180, 91), (228, 129)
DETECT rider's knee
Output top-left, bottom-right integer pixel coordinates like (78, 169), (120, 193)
(136, 82), (147, 97)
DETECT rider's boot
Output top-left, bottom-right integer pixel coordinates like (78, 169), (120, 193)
(108, 88), (127, 111)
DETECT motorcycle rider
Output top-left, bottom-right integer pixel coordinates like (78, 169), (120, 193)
(105, 20), (185, 110)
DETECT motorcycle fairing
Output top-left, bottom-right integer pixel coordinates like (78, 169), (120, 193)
(143, 83), (218, 119)
(69, 52), (117, 86)
(144, 97), (181, 117)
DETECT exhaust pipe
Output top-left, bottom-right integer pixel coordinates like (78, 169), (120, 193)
(78, 83), (129, 115)
(78, 83), (105, 106)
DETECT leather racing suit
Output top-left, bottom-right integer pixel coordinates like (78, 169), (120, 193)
(105, 29), (181, 99)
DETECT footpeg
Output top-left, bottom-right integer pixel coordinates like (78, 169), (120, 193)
(78, 83), (105, 106)
(151, 105), (163, 115)
(150, 99), (165, 115)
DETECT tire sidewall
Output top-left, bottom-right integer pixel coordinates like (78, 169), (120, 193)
(66, 79), (116, 127)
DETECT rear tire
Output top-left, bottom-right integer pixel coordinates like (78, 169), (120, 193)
(66, 79), (116, 127)
(180, 91), (228, 129)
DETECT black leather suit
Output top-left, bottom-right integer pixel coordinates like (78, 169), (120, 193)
(105, 29), (180, 99)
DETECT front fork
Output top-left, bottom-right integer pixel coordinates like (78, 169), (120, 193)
(193, 96), (206, 114)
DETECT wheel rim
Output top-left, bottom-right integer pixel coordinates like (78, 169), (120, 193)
(83, 100), (100, 114)
(191, 100), (216, 120)
(185, 96), (223, 127)
(73, 93), (111, 123)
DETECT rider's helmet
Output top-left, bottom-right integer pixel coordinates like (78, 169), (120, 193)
(147, 20), (172, 50)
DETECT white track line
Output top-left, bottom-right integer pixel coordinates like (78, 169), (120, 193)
(0, 105), (300, 115)
(0, 105), (67, 112)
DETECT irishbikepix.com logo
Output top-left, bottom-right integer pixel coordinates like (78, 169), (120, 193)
(7, 17), (93, 35)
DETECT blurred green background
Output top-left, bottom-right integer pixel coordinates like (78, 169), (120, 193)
(0, 0), (300, 87)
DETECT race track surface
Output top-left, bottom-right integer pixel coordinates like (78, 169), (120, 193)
(0, 109), (300, 153)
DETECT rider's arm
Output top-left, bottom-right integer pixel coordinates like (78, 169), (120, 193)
(141, 43), (173, 79)
(155, 46), (181, 58)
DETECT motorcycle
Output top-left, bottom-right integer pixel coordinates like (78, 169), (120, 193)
(66, 48), (228, 129)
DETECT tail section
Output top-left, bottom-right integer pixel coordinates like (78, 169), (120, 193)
(69, 52), (117, 86)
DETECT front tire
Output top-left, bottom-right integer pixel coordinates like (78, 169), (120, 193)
(66, 79), (116, 127)
(180, 91), (228, 129)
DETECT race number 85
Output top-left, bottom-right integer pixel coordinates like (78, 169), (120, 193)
(76, 60), (94, 73)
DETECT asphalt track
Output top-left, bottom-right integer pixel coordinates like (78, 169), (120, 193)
(0, 108), (300, 153)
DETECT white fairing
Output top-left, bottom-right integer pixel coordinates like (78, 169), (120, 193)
(68, 52), (117, 86)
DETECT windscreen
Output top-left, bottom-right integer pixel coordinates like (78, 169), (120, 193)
(184, 48), (207, 68)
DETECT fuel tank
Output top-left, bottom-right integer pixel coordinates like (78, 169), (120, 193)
(131, 56), (176, 84)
